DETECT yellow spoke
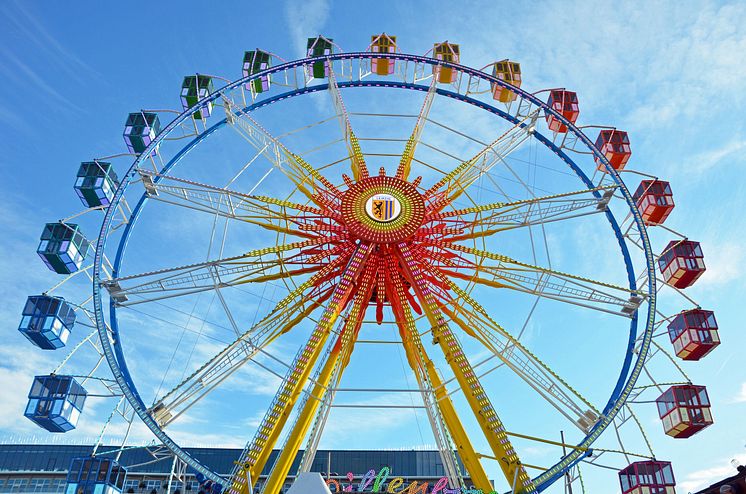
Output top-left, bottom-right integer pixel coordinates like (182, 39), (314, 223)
(385, 252), (489, 492)
(395, 242), (536, 493)
(328, 62), (369, 181)
(260, 261), (375, 494)
(232, 243), (374, 492)
(396, 77), (438, 181)
(221, 96), (341, 207)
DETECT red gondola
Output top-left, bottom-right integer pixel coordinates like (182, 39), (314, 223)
(668, 309), (720, 361)
(633, 180), (675, 225)
(545, 90), (579, 133)
(619, 461), (676, 494)
(656, 385), (713, 438)
(658, 240), (706, 288)
(595, 129), (631, 171)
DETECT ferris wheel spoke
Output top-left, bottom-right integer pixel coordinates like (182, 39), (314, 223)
(222, 95), (341, 207)
(327, 63), (369, 182)
(438, 242), (646, 317)
(423, 108), (540, 211)
(259, 262), (376, 494)
(103, 239), (335, 306)
(147, 253), (354, 429)
(395, 243), (536, 493)
(396, 77), (438, 181)
(231, 243), (374, 491)
(431, 269), (601, 432)
(137, 169), (340, 237)
(425, 185), (616, 240)
(384, 251), (486, 492)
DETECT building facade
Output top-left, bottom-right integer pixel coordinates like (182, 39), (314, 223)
(0, 445), (475, 494)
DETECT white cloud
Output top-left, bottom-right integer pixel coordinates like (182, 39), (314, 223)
(0, 48), (85, 114)
(618, 3), (746, 130)
(283, 0), (333, 114)
(0, 345), (52, 434)
(696, 241), (745, 288)
(317, 392), (432, 450)
(5, 0), (101, 81)
(733, 382), (746, 403)
(284, 0), (331, 57)
(679, 453), (746, 493)
(679, 139), (746, 176)
(438, 1), (746, 134)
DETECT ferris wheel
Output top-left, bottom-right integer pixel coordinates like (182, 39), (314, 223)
(20, 34), (720, 494)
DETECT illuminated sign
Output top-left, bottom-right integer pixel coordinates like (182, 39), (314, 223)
(324, 466), (498, 493)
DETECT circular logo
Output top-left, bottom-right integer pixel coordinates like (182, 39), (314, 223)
(364, 193), (402, 223)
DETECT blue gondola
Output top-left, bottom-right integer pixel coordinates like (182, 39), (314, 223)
(25, 375), (87, 432)
(37, 222), (89, 274)
(19, 295), (76, 349)
(194, 473), (222, 494)
(66, 456), (126, 494)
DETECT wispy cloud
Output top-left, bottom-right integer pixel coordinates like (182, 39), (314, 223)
(5, 0), (102, 82)
(678, 138), (746, 176)
(0, 47), (85, 114)
(679, 453), (746, 492)
(283, 0), (333, 114)
(733, 383), (746, 403)
(0, 105), (35, 135)
(284, 0), (331, 57)
(696, 241), (744, 288)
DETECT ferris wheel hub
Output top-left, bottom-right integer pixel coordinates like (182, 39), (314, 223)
(341, 175), (425, 244)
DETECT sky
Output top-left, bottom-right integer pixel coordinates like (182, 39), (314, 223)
(1, 1), (746, 493)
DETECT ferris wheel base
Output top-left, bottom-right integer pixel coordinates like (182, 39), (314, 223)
(286, 473), (332, 494)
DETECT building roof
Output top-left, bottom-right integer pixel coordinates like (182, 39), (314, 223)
(0, 445), (453, 478)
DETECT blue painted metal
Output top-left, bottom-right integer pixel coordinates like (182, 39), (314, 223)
(92, 52), (656, 490)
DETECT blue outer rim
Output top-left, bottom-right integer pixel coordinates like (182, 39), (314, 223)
(92, 52), (657, 490)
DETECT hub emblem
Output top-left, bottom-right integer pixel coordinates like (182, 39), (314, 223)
(365, 193), (401, 222)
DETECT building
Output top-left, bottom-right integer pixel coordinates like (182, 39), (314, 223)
(0, 444), (476, 494)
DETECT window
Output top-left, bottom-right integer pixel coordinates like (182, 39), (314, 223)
(28, 478), (52, 493)
(8, 479), (29, 493)
(123, 480), (139, 492)
(52, 479), (67, 494)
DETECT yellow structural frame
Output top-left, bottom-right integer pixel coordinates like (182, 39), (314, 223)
(397, 243), (536, 494)
(260, 262), (376, 494)
(230, 244), (373, 494)
(384, 252), (492, 492)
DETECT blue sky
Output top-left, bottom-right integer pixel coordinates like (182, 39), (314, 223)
(1, 1), (745, 493)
